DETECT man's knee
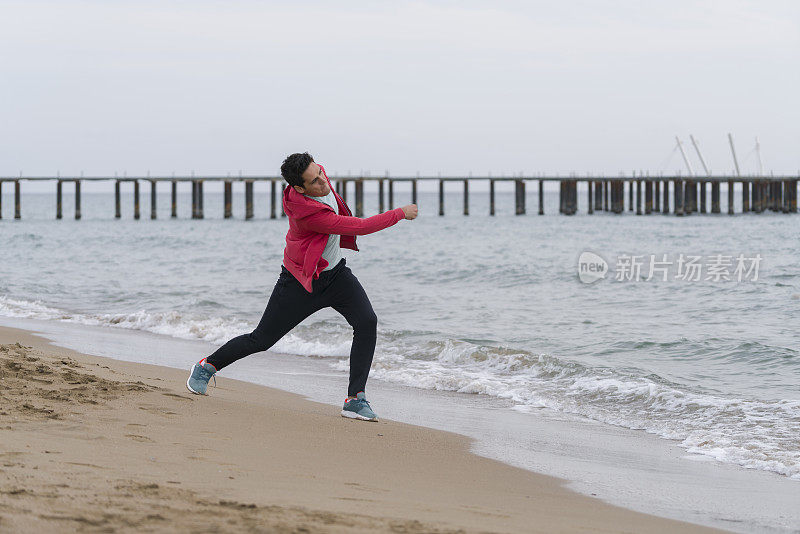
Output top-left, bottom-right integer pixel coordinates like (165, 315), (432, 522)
(247, 330), (272, 351)
(354, 312), (377, 336)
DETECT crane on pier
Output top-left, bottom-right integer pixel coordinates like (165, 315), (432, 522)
(675, 136), (695, 176)
(728, 133), (742, 177)
(689, 135), (711, 176)
(755, 137), (764, 175)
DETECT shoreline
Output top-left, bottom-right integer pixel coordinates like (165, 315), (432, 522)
(0, 323), (726, 533)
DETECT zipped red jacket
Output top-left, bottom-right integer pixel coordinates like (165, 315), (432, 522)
(282, 164), (406, 292)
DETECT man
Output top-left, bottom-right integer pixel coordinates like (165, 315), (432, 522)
(186, 152), (418, 422)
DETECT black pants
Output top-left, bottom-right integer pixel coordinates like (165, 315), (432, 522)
(206, 258), (378, 397)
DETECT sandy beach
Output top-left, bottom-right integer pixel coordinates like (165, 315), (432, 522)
(0, 325), (727, 533)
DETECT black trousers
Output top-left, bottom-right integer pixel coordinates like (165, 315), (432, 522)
(206, 258), (378, 397)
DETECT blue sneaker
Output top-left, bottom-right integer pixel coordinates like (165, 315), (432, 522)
(186, 358), (217, 395)
(341, 392), (378, 421)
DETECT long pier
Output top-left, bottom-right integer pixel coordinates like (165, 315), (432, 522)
(0, 175), (797, 219)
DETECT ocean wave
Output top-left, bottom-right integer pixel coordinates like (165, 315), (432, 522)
(333, 337), (800, 480)
(1, 295), (797, 480)
(0, 295), (249, 344)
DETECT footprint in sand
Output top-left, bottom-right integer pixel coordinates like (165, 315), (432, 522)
(125, 434), (155, 443)
(137, 404), (178, 416)
(162, 392), (192, 401)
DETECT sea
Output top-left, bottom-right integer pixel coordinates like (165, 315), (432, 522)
(1, 182), (798, 533)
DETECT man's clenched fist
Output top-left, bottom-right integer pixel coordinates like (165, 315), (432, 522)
(401, 204), (418, 220)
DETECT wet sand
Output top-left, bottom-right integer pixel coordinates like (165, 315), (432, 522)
(0, 325), (727, 533)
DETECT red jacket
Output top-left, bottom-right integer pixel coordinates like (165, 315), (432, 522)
(282, 164), (406, 292)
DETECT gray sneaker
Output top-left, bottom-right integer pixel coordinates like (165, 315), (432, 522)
(341, 392), (378, 421)
(186, 358), (217, 395)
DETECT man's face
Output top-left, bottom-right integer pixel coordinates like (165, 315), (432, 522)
(295, 161), (330, 197)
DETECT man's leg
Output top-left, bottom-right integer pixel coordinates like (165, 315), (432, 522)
(206, 272), (322, 371)
(326, 266), (378, 397)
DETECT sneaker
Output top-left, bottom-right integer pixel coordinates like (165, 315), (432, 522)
(341, 391), (378, 421)
(186, 358), (217, 395)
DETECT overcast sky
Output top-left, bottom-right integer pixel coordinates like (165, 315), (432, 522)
(1, 0), (798, 183)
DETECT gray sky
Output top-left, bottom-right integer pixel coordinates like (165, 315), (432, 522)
(1, 0), (798, 184)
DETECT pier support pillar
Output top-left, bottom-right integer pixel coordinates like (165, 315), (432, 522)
(711, 182), (720, 213)
(224, 180), (232, 219)
(604, 181), (609, 211)
(764, 182), (775, 211)
(569, 180), (575, 214)
(683, 180), (692, 216)
(412, 179), (417, 205)
(463, 179), (469, 215)
(768, 182), (774, 212)
(700, 181), (707, 213)
(388, 180), (393, 210)
(281, 184), (286, 217)
(0, 182), (3, 219)
(612, 181), (618, 212)
(636, 180), (642, 215)
(628, 181), (633, 211)
(134, 180), (141, 220)
(754, 181), (762, 213)
(149, 180), (156, 219)
(645, 180), (652, 214)
(742, 181), (750, 213)
(573, 180), (578, 214)
(515, 180), (525, 215)
(539, 180), (544, 215)
(662, 180), (670, 214)
(653, 181), (660, 212)
(171, 180), (177, 218)
(791, 180), (798, 213)
(770, 181), (776, 212)
(751, 182), (758, 213)
(355, 179), (364, 217)
(675, 179), (684, 216)
(56, 180), (63, 219)
(14, 180), (21, 219)
(594, 181), (602, 212)
(115, 181), (121, 218)
(379, 179), (385, 213)
(75, 180), (82, 220)
(728, 180), (734, 215)
(198, 181), (204, 219)
(270, 181), (277, 219)
(588, 181), (593, 214)
(763, 181), (770, 213)
(489, 179), (495, 216)
(191, 181), (197, 219)
(245, 180), (254, 220)
(613, 181), (623, 214)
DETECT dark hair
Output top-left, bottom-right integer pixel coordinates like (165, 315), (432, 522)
(280, 152), (314, 188)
